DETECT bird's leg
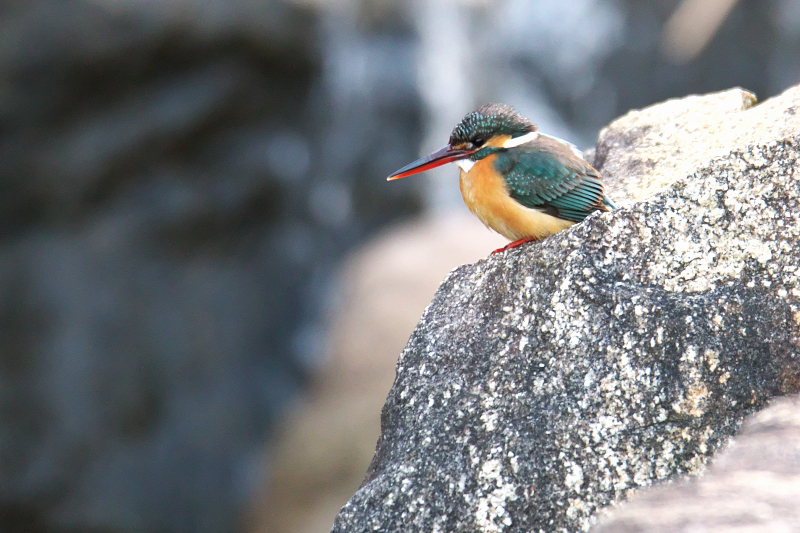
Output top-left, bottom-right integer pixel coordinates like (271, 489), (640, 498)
(492, 236), (539, 255)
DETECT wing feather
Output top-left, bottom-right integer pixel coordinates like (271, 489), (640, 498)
(494, 136), (613, 223)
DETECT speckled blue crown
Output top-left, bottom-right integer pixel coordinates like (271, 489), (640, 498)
(449, 103), (536, 146)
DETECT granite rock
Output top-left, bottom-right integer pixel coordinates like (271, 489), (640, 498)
(595, 86), (799, 204)
(590, 394), (800, 533)
(332, 84), (800, 532)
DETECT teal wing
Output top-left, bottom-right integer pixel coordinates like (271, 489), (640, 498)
(493, 136), (615, 223)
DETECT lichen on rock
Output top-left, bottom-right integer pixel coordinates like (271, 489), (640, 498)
(332, 84), (800, 533)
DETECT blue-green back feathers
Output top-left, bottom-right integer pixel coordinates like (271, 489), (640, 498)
(493, 135), (615, 223)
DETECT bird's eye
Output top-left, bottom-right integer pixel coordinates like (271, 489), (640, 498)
(472, 138), (485, 147)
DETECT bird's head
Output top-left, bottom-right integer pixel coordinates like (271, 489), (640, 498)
(388, 103), (537, 180)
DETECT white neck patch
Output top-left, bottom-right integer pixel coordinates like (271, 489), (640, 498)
(538, 133), (584, 159)
(503, 131), (539, 148)
(455, 129), (578, 174)
(504, 131), (586, 160)
(455, 159), (475, 172)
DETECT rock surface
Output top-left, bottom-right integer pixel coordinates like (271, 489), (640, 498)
(590, 394), (800, 533)
(332, 84), (800, 532)
(595, 87), (799, 204)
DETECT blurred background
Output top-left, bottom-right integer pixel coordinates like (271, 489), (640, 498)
(0, 0), (798, 532)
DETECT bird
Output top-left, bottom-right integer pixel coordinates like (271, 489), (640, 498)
(387, 103), (617, 254)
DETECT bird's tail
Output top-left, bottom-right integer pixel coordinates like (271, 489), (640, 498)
(602, 196), (618, 210)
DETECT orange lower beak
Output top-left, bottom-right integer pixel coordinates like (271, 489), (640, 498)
(387, 145), (475, 181)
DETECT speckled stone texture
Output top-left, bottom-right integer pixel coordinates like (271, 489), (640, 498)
(590, 394), (800, 533)
(331, 84), (800, 533)
(595, 86), (798, 204)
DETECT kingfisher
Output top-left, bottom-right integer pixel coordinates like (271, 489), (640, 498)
(387, 104), (617, 253)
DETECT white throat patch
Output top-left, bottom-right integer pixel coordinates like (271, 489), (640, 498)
(455, 159), (475, 172)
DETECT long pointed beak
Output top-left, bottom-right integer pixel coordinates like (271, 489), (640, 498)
(387, 145), (475, 181)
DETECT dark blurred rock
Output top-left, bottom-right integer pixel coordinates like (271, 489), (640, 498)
(0, 1), (422, 532)
(489, 0), (800, 146)
(332, 84), (800, 532)
(590, 394), (800, 533)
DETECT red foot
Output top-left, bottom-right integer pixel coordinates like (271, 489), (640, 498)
(492, 236), (538, 255)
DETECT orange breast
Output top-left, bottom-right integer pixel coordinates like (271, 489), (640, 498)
(458, 154), (574, 241)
